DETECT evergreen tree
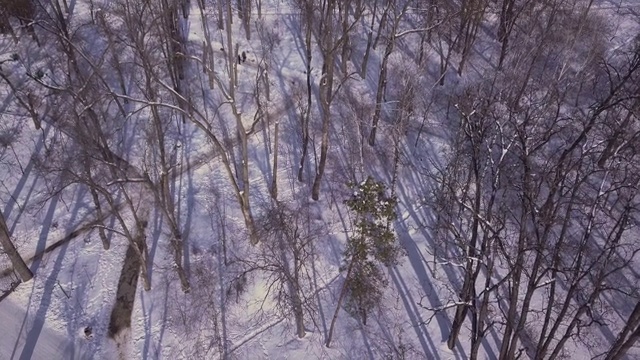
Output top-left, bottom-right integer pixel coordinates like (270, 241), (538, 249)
(326, 176), (401, 346)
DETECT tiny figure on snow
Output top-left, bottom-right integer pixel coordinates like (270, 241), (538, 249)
(237, 55), (242, 64)
(242, 51), (247, 63)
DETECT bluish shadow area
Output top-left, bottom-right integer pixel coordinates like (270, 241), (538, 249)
(19, 242), (69, 360)
(5, 125), (51, 232)
(58, 189), (91, 359)
(142, 277), (170, 360)
(147, 206), (163, 286)
(29, 194), (58, 274)
(388, 265), (440, 360)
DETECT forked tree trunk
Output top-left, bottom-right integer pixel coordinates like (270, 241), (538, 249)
(368, 34), (394, 146)
(311, 57), (333, 200)
(373, 2), (390, 50)
(311, 0), (337, 201)
(88, 185), (110, 250)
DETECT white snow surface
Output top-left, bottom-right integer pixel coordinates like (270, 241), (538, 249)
(0, 297), (84, 359)
(1, 0), (640, 359)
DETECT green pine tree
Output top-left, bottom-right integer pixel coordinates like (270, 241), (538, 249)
(326, 176), (402, 347)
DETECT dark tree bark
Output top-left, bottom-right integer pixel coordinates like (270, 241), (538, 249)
(0, 211), (33, 282)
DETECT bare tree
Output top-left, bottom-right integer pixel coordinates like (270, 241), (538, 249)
(368, 0), (409, 147)
(292, 0), (315, 183)
(254, 201), (319, 338)
(113, 0), (191, 291)
(311, 0), (363, 200)
(455, 0), (487, 75)
(429, 83), (508, 355)
(254, 18), (280, 199)
(217, 199), (321, 341)
(428, 12), (640, 358)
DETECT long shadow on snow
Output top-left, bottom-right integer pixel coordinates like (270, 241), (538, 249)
(9, 278), (38, 359)
(281, 14), (309, 76)
(56, 189), (92, 359)
(29, 194), (59, 275)
(272, 31), (313, 183)
(19, 242), (70, 360)
(4, 124), (51, 231)
(365, 136), (473, 356)
(388, 264), (440, 359)
(252, 118), (274, 188)
(147, 206), (164, 286)
(177, 124), (199, 281)
(151, 280), (172, 359)
(141, 275), (171, 360)
(63, 251), (104, 360)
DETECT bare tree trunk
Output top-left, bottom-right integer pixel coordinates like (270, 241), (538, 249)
(243, 0), (251, 40)
(197, 1), (216, 89)
(0, 211), (33, 282)
(271, 116), (279, 199)
(158, 167), (191, 293)
(224, 0), (257, 243)
(124, 193), (152, 292)
(369, 2), (409, 146)
(373, 2), (390, 50)
(360, 0), (377, 78)
(361, 31), (372, 79)
(368, 32), (395, 146)
(339, 1), (350, 76)
(605, 302), (640, 360)
(217, 0), (224, 29)
(609, 329), (640, 360)
(446, 109), (485, 348)
(311, 57), (333, 201)
(277, 229), (305, 338)
(88, 182), (110, 250)
(457, 0), (485, 76)
(298, 17), (312, 182)
(326, 258), (354, 347)
(292, 249), (306, 338)
(311, 0), (337, 201)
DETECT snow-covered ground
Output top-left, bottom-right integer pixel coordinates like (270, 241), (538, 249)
(0, 297), (84, 359)
(1, 0), (640, 359)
